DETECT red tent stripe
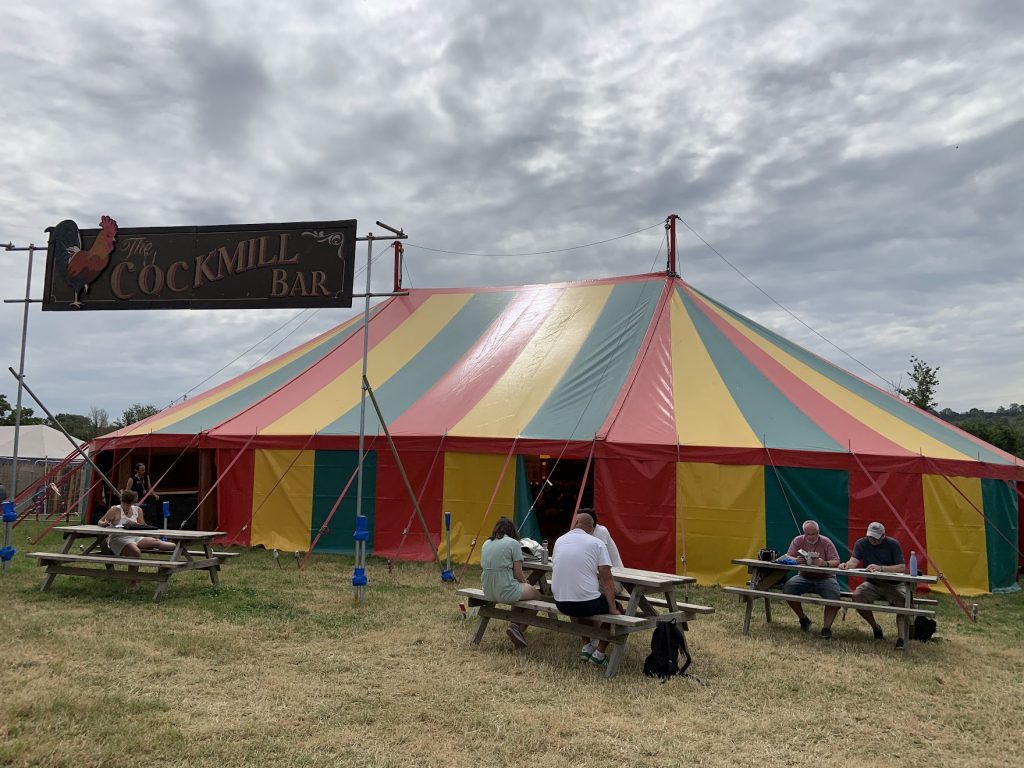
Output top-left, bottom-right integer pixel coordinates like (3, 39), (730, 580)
(601, 280), (676, 444)
(214, 291), (434, 435)
(391, 284), (565, 434)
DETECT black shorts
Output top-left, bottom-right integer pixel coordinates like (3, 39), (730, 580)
(555, 595), (609, 618)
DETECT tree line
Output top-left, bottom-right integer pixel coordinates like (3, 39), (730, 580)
(937, 404), (1024, 459)
(892, 356), (1022, 458)
(0, 393), (159, 441)
(2, 358), (1021, 459)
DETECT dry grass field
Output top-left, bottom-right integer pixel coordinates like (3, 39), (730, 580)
(1, 522), (1022, 768)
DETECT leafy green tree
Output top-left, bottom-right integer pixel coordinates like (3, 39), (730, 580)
(0, 392), (44, 426)
(114, 403), (160, 428)
(940, 403), (1024, 458)
(46, 413), (100, 441)
(895, 356), (940, 411)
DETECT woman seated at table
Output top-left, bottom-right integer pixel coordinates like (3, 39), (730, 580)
(98, 489), (175, 558)
(481, 516), (542, 649)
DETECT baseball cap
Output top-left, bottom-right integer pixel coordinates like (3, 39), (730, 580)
(866, 522), (885, 539)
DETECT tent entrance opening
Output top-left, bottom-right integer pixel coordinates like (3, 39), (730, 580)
(522, 456), (594, 544)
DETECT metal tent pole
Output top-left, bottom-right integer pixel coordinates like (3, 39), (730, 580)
(349, 221), (406, 602)
(3, 243), (37, 571)
(352, 235), (374, 603)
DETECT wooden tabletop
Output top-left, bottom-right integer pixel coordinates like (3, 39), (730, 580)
(731, 557), (939, 585)
(523, 561), (696, 588)
(55, 525), (226, 541)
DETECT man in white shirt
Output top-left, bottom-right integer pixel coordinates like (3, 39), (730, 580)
(551, 512), (621, 667)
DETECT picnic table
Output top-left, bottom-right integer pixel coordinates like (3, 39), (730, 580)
(26, 524), (234, 601)
(457, 562), (714, 678)
(723, 557), (938, 653)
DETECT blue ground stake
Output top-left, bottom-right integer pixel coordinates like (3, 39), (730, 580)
(1, 501), (15, 564)
(352, 515), (369, 588)
(162, 501), (171, 540)
(440, 510), (455, 582)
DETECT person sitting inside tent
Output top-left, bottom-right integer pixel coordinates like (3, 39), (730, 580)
(781, 520), (841, 639)
(838, 521), (909, 650)
(98, 489), (175, 585)
(480, 516), (542, 649)
(551, 512), (621, 667)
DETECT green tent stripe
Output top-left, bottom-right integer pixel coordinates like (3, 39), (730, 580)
(319, 291), (517, 435)
(765, 466), (851, 589)
(161, 312), (373, 435)
(680, 287), (843, 452)
(692, 286), (1012, 465)
(523, 280), (661, 439)
(311, 450), (375, 554)
(981, 478), (1019, 592)
(514, 455), (542, 542)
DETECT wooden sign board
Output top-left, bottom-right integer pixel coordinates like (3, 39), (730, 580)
(42, 218), (357, 310)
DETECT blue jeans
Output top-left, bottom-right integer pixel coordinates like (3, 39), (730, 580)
(783, 574), (841, 600)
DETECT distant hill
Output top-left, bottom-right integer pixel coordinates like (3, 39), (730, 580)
(938, 404), (1024, 459)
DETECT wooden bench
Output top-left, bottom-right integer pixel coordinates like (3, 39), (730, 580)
(643, 595), (717, 614)
(458, 587), (649, 628)
(185, 550), (239, 560)
(839, 589), (937, 606)
(457, 586), (712, 678)
(27, 549), (230, 601)
(27, 552), (191, 571)
(722, 586), (936, 651)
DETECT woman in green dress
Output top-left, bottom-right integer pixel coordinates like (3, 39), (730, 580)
(480, 516), (541, 648)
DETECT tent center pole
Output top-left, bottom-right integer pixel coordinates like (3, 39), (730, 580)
(352, 234), (374, 603)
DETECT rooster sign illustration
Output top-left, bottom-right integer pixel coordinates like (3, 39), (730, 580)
(46, 215), (118, 308)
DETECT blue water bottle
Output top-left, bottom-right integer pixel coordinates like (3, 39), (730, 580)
(909, 550), (918, 577)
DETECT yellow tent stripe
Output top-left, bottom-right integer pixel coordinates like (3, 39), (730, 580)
(923, 475), (989, 595)
(440, 451), (517, 565)
(677, 462), (765, 585)
(671, 294), (761, 448)
(451, 285), (610, 437)
(261, 294), (472, 434)
(249, 449), (314, 551)
(701, 301), (974, 461)
(124, 315), (361, 436)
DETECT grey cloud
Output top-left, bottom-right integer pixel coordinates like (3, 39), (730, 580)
(0, 0), (1020, 415)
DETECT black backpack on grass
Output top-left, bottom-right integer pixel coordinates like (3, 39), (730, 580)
(643, 619), (691, 679)
(910, 615), (937, 642)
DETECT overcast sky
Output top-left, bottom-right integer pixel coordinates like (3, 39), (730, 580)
(1, 0), (1021, 424)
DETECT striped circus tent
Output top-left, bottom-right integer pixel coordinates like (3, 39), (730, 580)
(93, 272), (1023, 594)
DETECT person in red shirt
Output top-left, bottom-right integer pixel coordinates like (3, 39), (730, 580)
(782, 520), (841, 639)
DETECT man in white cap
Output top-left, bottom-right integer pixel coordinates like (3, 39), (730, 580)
(839, 521), (908, 649)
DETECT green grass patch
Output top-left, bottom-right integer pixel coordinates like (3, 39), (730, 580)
(2, 521), (1022, 767)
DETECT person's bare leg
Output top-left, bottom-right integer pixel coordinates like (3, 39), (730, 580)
(515, 583), (542, 632)
(122, 542), (141, 588)
(786, 600), (808, 621)
(823, 605), (840, 630)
